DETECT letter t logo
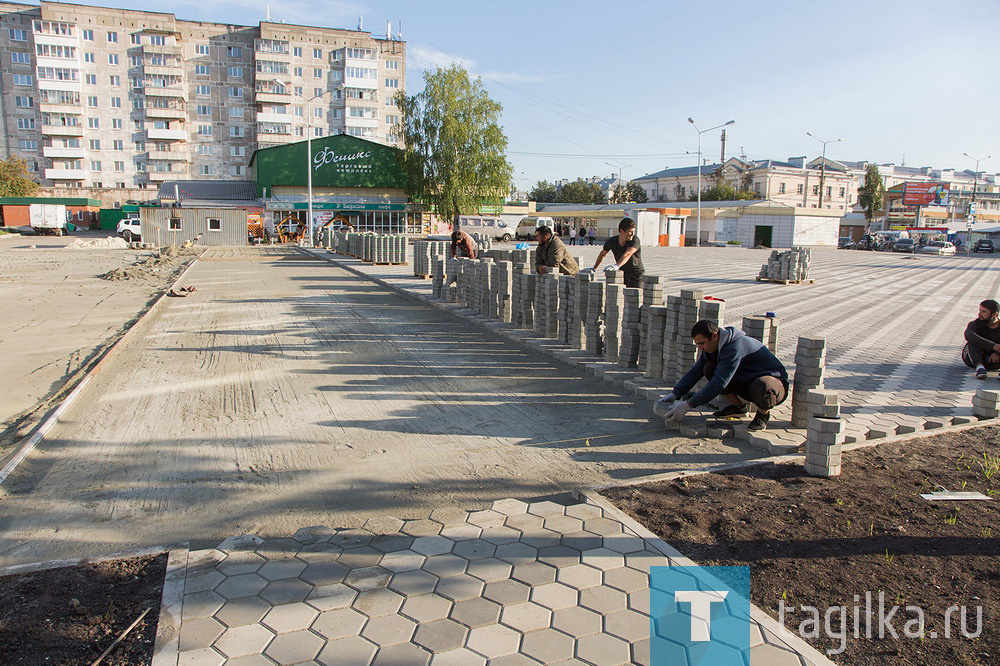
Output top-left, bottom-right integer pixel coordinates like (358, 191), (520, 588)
(675, 590), (729, 641)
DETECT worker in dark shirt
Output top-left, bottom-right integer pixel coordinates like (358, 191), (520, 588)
(590, 217), (644, 287)
(963, 299), (1000, 379)
(450, 229), (478, 259)
(534, 226), (579, 275)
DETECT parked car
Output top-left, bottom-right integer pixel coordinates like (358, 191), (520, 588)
(855, 234), (877, 251)
(117, 215), (141, 242)
(837, 236), (855, 249)
(919, 240), (956, 256)
(974, 239), (994, 254)
(892, 238), (916, 253)
(515, 216), (555, 240)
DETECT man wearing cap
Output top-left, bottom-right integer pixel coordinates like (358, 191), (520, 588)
(589, 217), (644, 287)
(451, 229), (478, 260)
(963, 299), (1000, 379)
(535, 225), (579, 275)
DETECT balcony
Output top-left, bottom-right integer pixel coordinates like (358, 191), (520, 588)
(144, 86), (185, 98)
(41, 124), (83, 137)
(148, 169), (186, 181)
(33, 31), (78, 47)
(37, 78), (81, 93)
(146, 106), (186, 120)
(256, 111), (293, 125)
(345, 113), (379, 129)
(45, 168), (86, 180)
(146, 127), (187, 141)
(147, 150), (187, 161)
(344, 75), (378, 90)
(144, 64), (184, 77)
(141, 43), (181, 56)
(255, 39), (291, 60)
(39, 102), (82, 115)
(43, 146), (85, 159)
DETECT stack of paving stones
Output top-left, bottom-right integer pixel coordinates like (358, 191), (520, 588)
(759, 247), (811, 282)
(617, 288), (642, 368)
(673, 290), (703, 381)
(493, 261), (513, 323)
(804, 416), (844, 477)
(557, 275), (572, 344)
(534, 273), (560, 338)
(511, 267), (535, 329)
(446, 258), (460, 303)
(661, 296), (681, 385)
(644, 306), (668, 380)
(790, 336), (826, 428)
(570, 273), (593, 350)
(741, 315), (779, 354)
(480, 257), (494, 318)
(603, 284), (624, 364)
(431, 258), (446, 298)
(585, 281), (605, 356)
(470, 233), (493, 252)
(637, 276), (664, 372)
(972, 388), (1000, 419)
(413, 240), (448, 277)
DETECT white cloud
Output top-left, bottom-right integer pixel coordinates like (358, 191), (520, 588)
(408, 43), (477, 71)
(168, 0), (365, 29)
(480, 71), (556, 84)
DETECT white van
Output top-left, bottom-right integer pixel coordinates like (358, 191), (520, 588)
(457, 216), (516, 242)
(515, 216), (555, 240)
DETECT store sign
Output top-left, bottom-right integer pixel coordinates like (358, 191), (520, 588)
(312, 146), (373, 174)
(266, 201), (405, 211)
(902, 182), (950, 206)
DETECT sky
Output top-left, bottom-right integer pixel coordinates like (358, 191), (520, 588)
(37, 0), (1000, 187)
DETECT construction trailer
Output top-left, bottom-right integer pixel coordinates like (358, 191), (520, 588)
(140, 207), (257, 247)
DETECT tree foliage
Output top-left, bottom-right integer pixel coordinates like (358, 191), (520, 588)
(610, 181), (648, 204)
(0, 155), (39, 197)
(689, 181), (754, 202)
(858, 163), (885, 228)
(393, 64), (512, 226)
(529, 180), (559, 203)
(556, 179), (605, 204)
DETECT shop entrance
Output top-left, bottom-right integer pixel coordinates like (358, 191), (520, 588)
(754, 225), (773, 248)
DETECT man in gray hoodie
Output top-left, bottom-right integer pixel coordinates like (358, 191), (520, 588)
(657, 320), (788, 431)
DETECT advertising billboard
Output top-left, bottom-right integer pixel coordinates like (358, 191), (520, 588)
(902, 182), (950, 206)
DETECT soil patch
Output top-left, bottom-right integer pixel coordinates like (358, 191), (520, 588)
(0, 553), (167, 665)
(99, 245), (197, 281)
(603, 426), (1000, 665)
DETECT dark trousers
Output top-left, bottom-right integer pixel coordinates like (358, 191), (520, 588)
(963, 343), (1000, 369)
(623, 272), (643, 288)
(704, 360), (788, 411)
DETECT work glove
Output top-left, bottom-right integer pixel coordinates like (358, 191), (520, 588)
(579, 267), (594, 275)
(604, 264), (619, 273)
(656, 392), (677, 406)
(664, 400), (691, 422)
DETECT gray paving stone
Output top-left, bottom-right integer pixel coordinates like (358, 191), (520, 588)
(527, 500), (567, 517)
(439, 523), (483, 540)
(426, 648), (487, 666)
(499, 601), (552, 633)
(603, 609), (648, 642)
(214, 573), (268, 600)
(530, 581), (579, 610)
(483, 578), (531, 605)
(564, 503), (605, 521)
(177, 647), (225, 666)
(345, 566), (393, 591)
(510, 561), (557, 586)
(353, 588), (405, 617)
(293, 526), (337, 544)
(467, 509), (506, 528)
(450, 597), (502, 628)
(361, 614), (417, 646)
(466, 623), (522, 659)
(410, 535), (454, 556)
(329, 529), (375, 549)
(489, 654), (545, 666)
(378, 550), (426, 573)
(491, 498), (530, 515)
(261, 603), (318, 633)
(299, 560), (350, 586)
(260, 578), (313, 605)
(218, 535), (264, 553)
(602, 566), (649, 594)
(412, 618), (469, 654)
(258, 558), (307, 582)
(222, 655), (274, 666)
(631, 637), (651, 666)
(363, 516), (405, 534)
(400, 593), (453, 623)
(182, 591), (226, 620)
(296, 544), (344, 564)
(430, 507), (472, 525)
(627, 588), (649, 613)
(544, 514), (585, 534)
(560, 530), (604, 552)
(370, 642), (431, 665)
(214, 596), (272, 628)
(465, 558), (513, 583)
(451, 538), (497, 560)
(537, 545), (581, 567)
(338, 547), (385, 569)
(744, 641), (804, 666)
(601, 534), (648, 555)
(388, 568), (439, 596)
(518, 528), (563, 549)
(315, 635), (378, 666)
(213, 624), (275, 659)
(401, 518), (443, 537)
(520, 627), (576, 663)
(579, 547), (626, 571)
(494, 542), (538, 563)
(305, 582), (358, 612)
(178, 616), (225, 651)
(311, 607), (368, 640)
(435, 573), (485, 602)
(217, 551), (266, 576)
(552, 606), (603, 637)
(583, 517), (624, 536)
(503, 513), (544, 532)
(421, 553), (469, 577)
(480, 526), (522, 545)
(556, 563), (603, 590)
(264, 629), (324, 663)
(184, 569), (225, 594)
(576, 631), (632, 665)
(370, 535), (415, 554)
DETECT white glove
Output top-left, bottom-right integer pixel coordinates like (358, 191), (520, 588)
(604, 264), (619, 273)
(664, 400), (691, 422)
(656, 392), (677, 406)
(579, 267), (594, 275)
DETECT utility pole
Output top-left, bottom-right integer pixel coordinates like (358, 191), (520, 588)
(963, 152), (990, 254)
(807, 132), (842, 210)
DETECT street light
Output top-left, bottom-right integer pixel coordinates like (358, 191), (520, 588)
(688, 118), (735, 247)
(806, 132), (843, 210)
(605, 161), (633, 201)
(963, 152), (990, 254)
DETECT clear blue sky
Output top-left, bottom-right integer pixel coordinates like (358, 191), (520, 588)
(45, 0), (1000, 186)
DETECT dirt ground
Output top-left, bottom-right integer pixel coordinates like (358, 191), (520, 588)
(0, 553), (166, 665)
(0, 231), (197, 453)
(604, 426), (1000, 665)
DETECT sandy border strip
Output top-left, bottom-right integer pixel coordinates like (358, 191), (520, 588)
(0, 543), (189, 666)
(0, 256), (202, 486)
(574, 488), (836, 666)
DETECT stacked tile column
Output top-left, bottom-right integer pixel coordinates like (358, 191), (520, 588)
(972, 388), (1000, 419)
(741, 315), (779, 354)
(791, 336), (826, 428)
(804, 417), (844, 477)
(644, 306), (668, 380)
(604, 284), (623, 364)
(638, 276), (664, 373)
(586, 281), (605, 356)
(618, 288), (642, 368)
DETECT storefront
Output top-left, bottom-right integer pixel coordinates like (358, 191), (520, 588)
(249, 135), (422, 236)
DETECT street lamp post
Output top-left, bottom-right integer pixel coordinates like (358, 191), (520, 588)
(688, 118), (735, 247)
(806, 132), (843, 210)
(963, 152), (990, 255)
(605, 161), (633, 202)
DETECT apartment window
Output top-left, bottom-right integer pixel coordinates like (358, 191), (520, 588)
(314, 87), (323, 98)
(67, 160), (83, 169)
(812, 185), (819, 195)
(88, 118), (99, 129)
(114, 161), (125, 172)
(229, 106), (244, 118)
(230, 146), (245, 157)
(227, 46), (243, 57)
(18, 139), (37, 151)
(197, 145), (212, 155)
(82, 29), (94, 40)
(331, 109), (342, 119)
(228, 66), (242, 78)
(134, 141), (145, 151)
(197, 104), (210, 116)
(12, 52), (31, 65)
(331, 50), (342, 61)
(346, 67), (377, 80)
(199, 165), (214, 176)
(839, 187), (846, 197)
(90, 160), (101, 171)
(131, 34), (141, 45)
(85, 74), (97, 85)
(313, 48), (322, 59)
(168, 218), (181, 230)
(386, 115), (399, 125)
(295, 127), (304, 137)
(314, 68), (322, 78)
(134, 120), (145, 130)
(108, 54), (119, 65)
(385, 78), (399, 88)
(230, 126), (245, 138)
(230, 165), (245, 176)
(130, 57), (141, 68)
(192, 63), (208, 76)
(113, 140), (123, 150)
(109, 75), (120, 87)
(8, 28), (27, 41)
(294, 67), (303, 77)
(797, 183), (804, 194)
(16, 118), (35, 130)
(84, 53), (95, 63)
(196, 85), (210, 96)
(132, 98), (144, 110)
(150, 35), (165, 46)
(36, 44), (77, 59)
(349, 107), (376, 118)
(207, 218), (222, 231)
(197, 125), (212, 136)
(228, 86), (242, 98)
(778, 182), (786, 194)
(111, 97), (121, 108)
(112, 118), (122, 130)
(12, 74), (32, 86)
(293, 47), (302, 57)
(385, 60), (399, 70)
(106, 31), (118, 43)
(294, 107), (303, 117)
(89, 139), (101, 150)
(196, 44), (209, 55)
(332, 71), (342, 82)
(826, 186), (832, 197)
(346, 47), (375, 59)
(15, 96), (33, 108)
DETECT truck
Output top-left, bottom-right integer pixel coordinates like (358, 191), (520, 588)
(29, 203), (68, 236)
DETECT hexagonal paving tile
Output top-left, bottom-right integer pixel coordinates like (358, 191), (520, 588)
(493, 542), (537, 564)
(217, 551), (265, 576)
(328, 529), (375, 549)
(264, 629), (324, 663)
(520, 627), (576, 663)
(352, 588), (405, 617)
(345, 566), (392, 591)
(632, 637), (652, 666)
(467, 509), (506, 528)
(338, 547), (384, 569)
(378, 550), (426, 572)
(370, 535), (414, 554)
(218, 535), (264, 553)
(184, 569), (225, 594)
(518, 528), (562, 550)
(430, 507), (471, 525)
(579, 547), (625, 571)
(624, 551), (668, 573)
(370, 642), (431, 665)
(388, 568), (439, 597)
(421, 554), (469, 577)
(479, 526), (521, 546)
(255, 538), (304, 558)
(489, 654), (542, 666)
(511, 561), (557, 586)
(582, 517), (623, 536)
(536, 545), (581, 568)
(410, 536), (454, 556)
(628, 587), (650, 613)
(579, 585), (628, 614)
(257, 558), (307, 582)
(530, 582), (579, 610)
(551, 606), (603, 637)
(576, 632), (631, 665)
(499, 601), (551, 633)
(526, 500), (566, 517)
(260, 578), (313, 605)
(182, 591), (226, 620)
(361, 614), (417, 646)
(543, 514), (583, 534)
(556, 563), (603, 590)
(451, 539), (496, 560)
(424, 647), (487, 666)
(564, 503), (604, 521)
(214, 596), (272, 628)
(292, 526), (336, 544)
(439, 523), (483, 540)
(603, 566), (649, 594)
(412, 618), (468, 654)
(604, 609), (648, 642)
(311, 607), (368, 640)
(215, 653), (272, 666)
(560, 530), (604, 553)
(434, 574), (485, 602)
(213, 624), (276, 659)
(177, 647), (225, 666)
(214, 574), (268, 600)
(315, 635), (378, 666)
(744, 642), (804, 666)
(401, 518), (443, 537)
(178, 617), (225, 651)
(450, 597), (502, 628)
(482, 578), (531, 605)
(601, 534), (648, 554)
(300, 560), (351, 586)
(491, 498), (529, 515)
(363, 516), (405, 534)
(503, 513), (543, 532)
(466, 623), (521, 659)
(261, 603), (319, 633)
(399, 593), (454, 623)
(305, 582), (358, 612)
(465, 558), (513, 583)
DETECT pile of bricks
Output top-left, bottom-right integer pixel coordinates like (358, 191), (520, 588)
(742, 315), (779, 354)
(494, 261), (513, 323)
(445, 258), (460, 302)
(759, 247), (811, 282)
(662, 296), (681, 385)
(412, 240), (448, 276)
(803, 389), (840, 419)
(470, 233), (493, 252)
(972, 388), (1000, 419)
(618, 288), (642, 368)
(644, 306), (668, 380)
(674, 290), (703, 380)
(637, 276), (664, 371)
(804, 416), (844, 477)
(567, 273), (592, 349)
(512, 268), (535, 328)
(585, 281), (605, 356)
(431, 257), (446, 298)
(604, 283), (624, 364)
(557, 276), (571, 344)
(790, 336), (827, 428)
(535, 273), (560, 338)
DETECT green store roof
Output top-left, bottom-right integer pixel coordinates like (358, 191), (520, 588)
(0, 197), (102, 206)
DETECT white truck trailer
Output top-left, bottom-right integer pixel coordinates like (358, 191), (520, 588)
(29, 203), (68, 236)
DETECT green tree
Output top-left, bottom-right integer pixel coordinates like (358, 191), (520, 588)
(556, 179), (604, 204)
(529, 180), (559, 202)
(0, 155), (39, 197)
(690, 181), (754, 201)
(857, 163), (885, 230)
(393, 64), (512, 228)
(609, 181), (648, 204)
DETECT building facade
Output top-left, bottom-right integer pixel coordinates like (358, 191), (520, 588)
(0, 1), (404, 192)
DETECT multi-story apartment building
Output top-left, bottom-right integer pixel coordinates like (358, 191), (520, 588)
(0, 1), (405, 194)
